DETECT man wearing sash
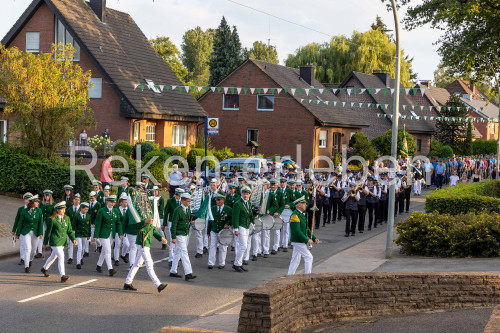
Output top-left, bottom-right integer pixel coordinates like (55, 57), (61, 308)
(196, 179), (224, 258)
(207, 193), (232, 269)
(282, 180), (297, 252)
(265, 179), (284, 255)
(251, 179), (269, 261)
(163, 188), (184, 265)
(232, 186), (253, 272)
(288, 196), (319, 275)
(169, 193), (196, 281)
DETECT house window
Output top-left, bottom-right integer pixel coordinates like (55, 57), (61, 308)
(257, 95), (274, 111)
(333, 132), (341, 153)
(133, 122), (140, 141)
(0, 120), (7, 143)
(88, 78), (102, 98)
(146, 125), (156, 142)
(55, 18), (80, 61)
(319, 130), (327, 148)
(417, 139), (422, 152)
(223, 94), (239, 110)
(172, 125), (187, 146)
(247, 129), (259, 144)
(492, 124), (495, 135)
(26, 32), (40, 53)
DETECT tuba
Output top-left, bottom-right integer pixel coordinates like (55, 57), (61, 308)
(128, 185), (153, 224)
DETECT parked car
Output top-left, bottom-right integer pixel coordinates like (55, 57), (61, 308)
(208, 157), (269, 179)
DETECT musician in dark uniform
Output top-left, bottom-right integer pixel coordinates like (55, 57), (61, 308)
(329, 174), (342, 223)
(342, 182), (359, 237)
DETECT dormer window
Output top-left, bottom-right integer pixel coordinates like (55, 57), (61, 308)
(55, 18), (80, 61)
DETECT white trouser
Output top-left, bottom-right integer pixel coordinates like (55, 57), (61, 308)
(167, 221), (175, 261)
(157, 226), (166, 240)
(262, 229), (270, 254)
(76, 237), (89, 264)
(195, 229), (204, 254)
(113, 233), (122, 261)
(414, 180), (422, 195)
(91, 226), (102, 247)
(19, 233), (26, 261)
(208, 231), (227, 266)
(125, 246), (161, 287)
(252, 232), (262, 256)
(121, 234), (137, 268)
(234, 226), (249, 266)
(273, 229), (281, 251)
(67, 236), (74, 259)
(20, 231), (39, 267)
(43, 246), (65, 277)
(37, 223), (46, 253)
(287, 242), (313, 275)
(97, 236), (113, 269)
(170, 235), (192, 275)
(281, 223), (290, 248)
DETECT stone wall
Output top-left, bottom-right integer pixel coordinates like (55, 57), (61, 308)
(238, 272), (500, 333)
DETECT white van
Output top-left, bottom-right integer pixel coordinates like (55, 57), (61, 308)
(208, 157), (269, 179)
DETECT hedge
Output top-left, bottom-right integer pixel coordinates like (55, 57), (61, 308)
(111, 150), (141, 185)
(143, 150), (169, 184)
(425, 180), (500, 215)
(187, 148), (214, 169)
(160, 147), (181, 156)
(0, 143), (92, 200)
(132, 142), (157, 160)
(396, 211), (500, 257)
(114, 141), (133, 157)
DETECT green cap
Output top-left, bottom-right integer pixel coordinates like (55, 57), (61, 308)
(43, 189), (53, 195)
(64, 185), (73, 191)
(293, 195), (307, 205)
(241, 186), (251, 193)
(214, 193), (226, 200)
(54, 201), (66, 209)
(106, 195), (117, 202)
(23, 192), (33, 199)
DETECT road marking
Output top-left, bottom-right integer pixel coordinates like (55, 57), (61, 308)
(18, 279), (98, 303)
(137, 257), (169, 268)
(199, 296), (243, 317)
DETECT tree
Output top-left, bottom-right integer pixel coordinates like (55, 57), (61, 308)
(209, 16), (243, 86)
(349, 132), (376, 163)
(243, 41), (279, 64)
(371, 15), (392, 39)
(464, 122), (473, 156)
(400, 0), (499, 87)
(150, 36), (189, 83)
(181, 27), (215, 86)
(0, 43), (95, 158)
(285, 29), (417, 87)
(371, 129), (417, 157)
(435, 95), (468, 155)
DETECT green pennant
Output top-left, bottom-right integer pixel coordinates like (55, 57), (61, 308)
(256, 88), (262, 94)
(311, 88), (317, 93)
(383, 89), (388, 96)
(372, 103), (376, 108)
(452, 106), (456, 111)
(204, 86), (210, 92)
(217, 87), (222, 92)
(284, 88), (289, 94)
(353, 88), (359, 94)
(346, 102), (350, 107)
(165, 85), (171, 91)
(442, 106), (446, 111)
(297, 88), (302, 94)
(154, 85), (159, 91)
(243, 88), (248, 94)
(338, 89), (344, 95)
(368, 89), (374, 94)
(191, 86), (196, 92)
(230, 87), (235, 94)
(412, 88), (418, 95)
(178, 86), (183, 92)
(140, 84), (144, 91)
(270, 88), (275, 94)
(324, 88), (330, 93)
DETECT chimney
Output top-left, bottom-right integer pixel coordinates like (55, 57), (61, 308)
(373, 71), (390, 88)
(419, 80), (432, 88)
(89, 0), (106, 22)
(300, 65), (314, 86)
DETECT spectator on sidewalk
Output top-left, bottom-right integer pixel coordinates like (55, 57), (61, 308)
(435, 160), (445, 189)
(101, 154), (113, 189)
(449, 171), (460, 187)
(168, 164), (183, 197)
(79, 129), (87, 147)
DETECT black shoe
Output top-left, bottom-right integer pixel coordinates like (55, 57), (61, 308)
(195, 253), (202, 258)
(29, 261), (32, 267)
(114, 260), (119, 266)
(208, 265), (214, 269)
(257, 253), (262, 257)
(218, 265), (225, 269)
(240, 266), (248, 272)
(84, 252), (89, 257)
(41, 268), (50, 277)
(120, 255), (129, 264)
(359, 230), (364, 233)
(406, 210), (409, 213)
(185, 274), (197, 281)
(162, 244), (167, 250)
(109, 269), (117, 276)
(282, 248), (288, 252)
(315, 226), (319, 229)
(368, 227), (371, 231)
(124, 283), (137, 291)
(170, 273), (182, 278)
(271, 250), (277, 255)
(322, 224), (326, 227)
(263, 254), (268, 258)
(61, 275), (70, 283)
(157, 283), (168, 293)
(231, 246), (235, 252)
(351, 233), (355, 236)
(332, 220), (336, 224)
(232, 265), (243, 272)
(243, 260), (249, 265)
(76, 264), (81, 269)
(96, 265), (102, 273)
(203, 247), (208, 254)
(25, 267), (30, 273)
(345, 234), (349, 237)
(18, 259), (24, 266)
(67, 258), (72, 265)
(252, 255), (257, 261)
(168, 261), (172, 268)
(34, 253), (42, 259)
(80, 259), (84, 265)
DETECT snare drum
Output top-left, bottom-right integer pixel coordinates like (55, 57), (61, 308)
(260, 215), (274, 230)
(248, 223), (255, 236)
(217, 228), (233, 246)
(192, 218), (206, 231)
(272, 216), (284, 230)
(253, 217), (263, 234)
(281, 208), (293, 223)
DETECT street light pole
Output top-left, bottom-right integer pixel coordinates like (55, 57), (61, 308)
(386, 0), (402, 259)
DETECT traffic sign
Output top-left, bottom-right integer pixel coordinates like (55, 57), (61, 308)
(208, 117), (219, 136)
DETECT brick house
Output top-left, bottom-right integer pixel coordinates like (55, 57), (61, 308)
(198, 59), (370, 167)
(1, 0), (206, 149)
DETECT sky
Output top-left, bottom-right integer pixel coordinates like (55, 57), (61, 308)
(0, 0), (443, 82)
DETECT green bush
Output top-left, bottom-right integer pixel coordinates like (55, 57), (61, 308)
(160, 147), (181, 156)
(132, 142), (158, 160)
(371, 129), (417, 156)
(428, 140), (442, 157)
(438, 145), (454, 158)
(187, 148), (214, 169)
(472, 140), (497, 155)
(0, 143), (92, 199)
(114, 141), (133, 157)
(425, 181), (500, 215)
(111, 150), (141, 185)
(144, 150), (169, 184)
(236, 153), (250, 158)
(396, 211), (500, 257)
(213, 147), (234, 161)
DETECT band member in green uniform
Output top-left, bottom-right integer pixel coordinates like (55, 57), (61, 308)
(65, 193), (80, 264)
(92, 180), (104, 203)
(232, 186), (253, 272)
(226, 184), (240, 207)
(13, 192), (32, 266)
(151, 186), (166, 249)
(207, 193), (232, 269)
(37, 190), (55, 258)
(142, 174), (154, 190)
(120, 199), (138, 268)
(89, 191), (102, 252)
(163, 188), (184, 263)
(73, 202), (91, 269)
(62, 185), (73, 208)
(41, 201), (78, 283)
(16, 195), (43, 273)
(117, 176), (133, 199)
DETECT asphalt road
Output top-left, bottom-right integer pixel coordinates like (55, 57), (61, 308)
(0, 196), (426, 333)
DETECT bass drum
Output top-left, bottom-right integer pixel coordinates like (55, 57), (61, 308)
(272, 216), (284, 230)
(248, 222), (256, 236)
(217, 228), (234, 246)
(253, 217), (263, 234)
(192, 218), (206, 231)
(260, 215), (274, 230)
(281, 208), (293, 223)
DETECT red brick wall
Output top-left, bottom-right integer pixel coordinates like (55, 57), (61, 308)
(198, 61), (316, 166)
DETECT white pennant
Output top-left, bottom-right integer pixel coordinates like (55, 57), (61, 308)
(223, 87), (229, 94)
(300, 99), (304, 103)
(250, 88), (255, 94)
(405, 88), (411, 95)
(416, 116), (420, 120)
(184, 86), (190, 93)
(197, 86), (203, 92)
(390, 88), (395, 94)
(342, 102), (346, 107)
(333, 89), (338, 94)
(360, 88), (366, 94)
(290, 88), (295, 95)
(319, 89), (323, 94)
(376, 104), (380, 108)
(172, 85), (177, 90)
(347, 88), (352, 96)
(402, 105), (406, 110)
(277, 88), (282, 94)
(333, 101), (337, 106)
(237, 88), (242, 94)
(420, 106), (424, 111)
(211, 87), (216, 92)
(390, 114), (393, 119)
(420, 88), (425, 96)
(133, 84), (139, 90)
(430, 117), (434, 120)
(305, 89), (310, 96)
(263, 88), (268, 94)
(385, 104), (388, 109)
(159, 85), (164, 92)
(375, 88), (381, 94)
(308, 99), (312, 103)
(316, 100), (320, 104)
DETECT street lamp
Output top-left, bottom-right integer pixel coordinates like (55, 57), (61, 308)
(385, 0), (402, 259)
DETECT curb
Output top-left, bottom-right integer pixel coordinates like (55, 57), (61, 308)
(155, 327), (231, 333)
(484, 305), (500, 333)
(0, 250), (19, 262)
